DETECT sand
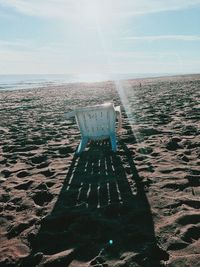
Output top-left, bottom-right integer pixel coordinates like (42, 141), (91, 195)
(0, 74), (200, 267)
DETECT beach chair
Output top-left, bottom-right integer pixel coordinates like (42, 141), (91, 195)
(65, 102), (122, 154)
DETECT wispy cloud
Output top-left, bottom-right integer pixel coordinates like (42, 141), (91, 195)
(0, 0), (200, 19)
(0, 38), (69, 65)
(106, 53), (200, 74)
(109, 51), (158, 59)
(0, 39), (33, 48)
(0, 38), (77, 52)
(123, 35), (200, 41)
(1, 42), (200, 74)
(0, 38), (110, 74)
(0, 46), (71, 74)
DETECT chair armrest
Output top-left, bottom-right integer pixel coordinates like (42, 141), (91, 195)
(114, 105), (121, 113)
(115, 106), (122, 133)
(65, 111), (76, 119)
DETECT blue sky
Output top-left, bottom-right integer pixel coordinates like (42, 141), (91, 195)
(0, 0), (200, 75)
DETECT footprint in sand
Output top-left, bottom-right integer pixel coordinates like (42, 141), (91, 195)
(165, 138), (183, 151)
(14, 181), (33, 190)
(137, 147), (153, 155)
(1, 169), (11, 178)
(182, 125), (198, 136)
(36, 162), (50, 169)
(139, 127), (162, 136)
(185, 174), (200, 187)
(40, 169), (55, 178)
(16, 170), (30, 178)
(176, 213), (200, 226)
(181, 225), (200, 243)
(58, 146), (74, 155)
(167, 213), (200, 251)
(0, 157), (7, 164)
(32, 190), (53, 206)
(30, 155), (48, 165)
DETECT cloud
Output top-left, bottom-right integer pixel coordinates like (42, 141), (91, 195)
(123, 35), (200, 41)
(109, 51), (159, 59)
(0, 38), (113, 74)
(0, 40), (72, 64)
(0, 0), (200, 19)
(0, 0), (70, 19)
(0, 39), (33, 48)
(1, 42), (200, 74)
(0, 46), (70, 74)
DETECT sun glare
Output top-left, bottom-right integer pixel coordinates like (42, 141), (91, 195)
(78, 1), (111, 26)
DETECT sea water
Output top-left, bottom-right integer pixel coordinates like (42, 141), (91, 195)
(0, 73), (174, 91)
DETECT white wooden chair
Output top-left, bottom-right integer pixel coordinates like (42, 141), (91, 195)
(66, 102), (122, 154)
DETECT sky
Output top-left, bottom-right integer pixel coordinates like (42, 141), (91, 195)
(0, 0), (200, 75)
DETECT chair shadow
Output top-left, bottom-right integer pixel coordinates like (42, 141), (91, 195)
(27, 138), (168, 266)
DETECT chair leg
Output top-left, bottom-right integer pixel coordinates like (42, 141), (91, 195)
(76, 137), (88, 155)
(110, 134), (117, 152)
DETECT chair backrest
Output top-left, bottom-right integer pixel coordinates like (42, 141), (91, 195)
(75, 103), (116, 139)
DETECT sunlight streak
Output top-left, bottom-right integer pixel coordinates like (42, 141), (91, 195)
(114, 79), (143, 143)
(82, 2), (143, 144)
(77, 0), (112, 28)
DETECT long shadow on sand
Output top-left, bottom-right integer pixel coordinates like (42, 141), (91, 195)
(26, 138), (169, 266)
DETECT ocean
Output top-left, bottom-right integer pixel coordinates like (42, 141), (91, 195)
(0, 73), (175, 91)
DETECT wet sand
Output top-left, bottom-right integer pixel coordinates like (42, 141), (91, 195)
(0, 74), (200, 267)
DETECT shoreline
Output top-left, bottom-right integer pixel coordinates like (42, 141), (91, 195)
(0, 73), (200, 92)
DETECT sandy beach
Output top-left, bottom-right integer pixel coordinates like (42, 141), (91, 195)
(0, 74), (200, 267)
